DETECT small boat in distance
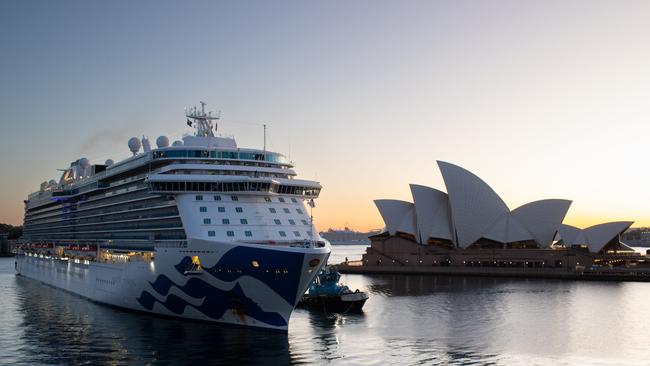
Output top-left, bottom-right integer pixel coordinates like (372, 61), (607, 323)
(297, 266), (368, 313)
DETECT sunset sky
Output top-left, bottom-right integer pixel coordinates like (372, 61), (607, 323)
(2, 0), (650, 231)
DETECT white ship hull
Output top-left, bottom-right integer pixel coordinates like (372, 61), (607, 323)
(16, 240), (329, 331)
(19, 105), (331, 332)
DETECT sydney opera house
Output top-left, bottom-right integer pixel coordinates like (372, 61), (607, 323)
(349, 161), (650, 279)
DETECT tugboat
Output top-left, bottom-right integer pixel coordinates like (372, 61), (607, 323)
(297, 266), (368, 313)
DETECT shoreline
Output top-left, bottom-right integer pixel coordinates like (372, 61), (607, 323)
(335, 261), (650, 282)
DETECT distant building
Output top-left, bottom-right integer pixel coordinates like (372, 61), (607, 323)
(374, 161), (632, 253)
(320, 228), (381, 245)
(354, 161), (645, 274)
(622, 228), (650, 247)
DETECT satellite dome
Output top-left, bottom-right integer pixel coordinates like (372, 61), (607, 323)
(105, 159), (114, 166)
(128, 137), (142, 155)
(156, 136), (170, 148)
(49, 179), (56, 185)
(79, 157), (90, 168)
(172, 140), (184, 147)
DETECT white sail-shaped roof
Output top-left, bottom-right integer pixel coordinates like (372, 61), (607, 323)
(437, 161), (509, 248)
(409, 184), (453, 243)
(558, 224), (582, 246)
(374, 199), (418, 237)
(558, 222), (633, 252)
(483, 213), (534, 243)
(373, 161), (629, 252)
(512, 199), (572, 248)
(584, 221), (633, 253)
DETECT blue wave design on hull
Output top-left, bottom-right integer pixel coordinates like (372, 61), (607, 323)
(174, 246), (305, 305)
(136, 277), (287, 327)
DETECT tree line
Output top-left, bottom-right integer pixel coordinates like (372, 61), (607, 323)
(0, 224), (23, 239)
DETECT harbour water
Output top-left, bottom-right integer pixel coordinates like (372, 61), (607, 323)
(2, 246), (650, 365)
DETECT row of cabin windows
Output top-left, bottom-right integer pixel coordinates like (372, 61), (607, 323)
(268, 207), (304, 215)
(199, 206), (243, 213)
(208, 230), (253, 237)
(279, 230), (308, 237)
(206, 230), (309, 238)
(196, 195), (238, 201)
(152, 181), (319, 197)
(242, 230), (305, 238)
(265, 197), (298, 203)
(200, 195), (298, 204)
(203, 218), (249, 225)
(274, 219), (308, 225)
(199, 206), (244, 213)
(204, 218), (307, 226)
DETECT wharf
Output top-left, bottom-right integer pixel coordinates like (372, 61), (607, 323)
(335, 261), (650, 282)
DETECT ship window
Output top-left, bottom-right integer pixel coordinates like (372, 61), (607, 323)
(296, 208), (303, 214)
(196, 195), (203, 201)
(274, 219), (281, 225)
(226, 231), (235, 237)
(291, 198), (298, 203)
(218, 207), (226, 213)
(235, 207), (243, 213)
(269, 208), (276, 213)
(293, 231), (301, 237)
(283, 208), (290, 214)
(222, 219), (230, 225)
(288, 219), (296, 225)
(245, 231), (253, 237)
(231, 195), (239, 201)
(264, 197), (271, 202)
(279, 231), (287, 237)
(301, 219), (308, 225)
(208, 231), (215, 237)
(278, 197), (285, 203)
(251, 260), (259, 268)
(203, 218), (211, 225)
(240, 219), (248, 224)
(199, 206), (207, 213)
(214, 195), (221, 201)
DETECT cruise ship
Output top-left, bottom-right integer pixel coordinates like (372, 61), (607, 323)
(15, 102), (331, 331)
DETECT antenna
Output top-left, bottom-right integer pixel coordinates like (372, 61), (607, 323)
(185, 101), (219, 137)
(263, 124), (267, 153)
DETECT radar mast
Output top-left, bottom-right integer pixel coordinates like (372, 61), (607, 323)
(185, 101), (220, 137)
